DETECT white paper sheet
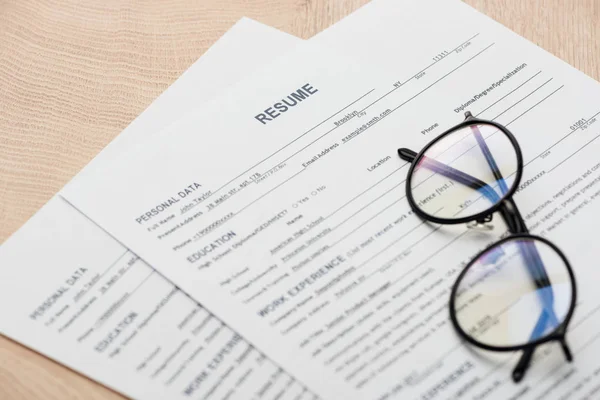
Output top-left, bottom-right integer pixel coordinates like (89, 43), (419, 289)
(63, 1), (600, 399)
(0, 18), (314, 400)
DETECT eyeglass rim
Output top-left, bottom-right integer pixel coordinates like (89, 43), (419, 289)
(448, 233), (578, 352)
(405, 117), (524, 225)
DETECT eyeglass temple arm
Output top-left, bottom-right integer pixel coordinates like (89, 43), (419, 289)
(467, 119), (510, 194)
(506, 202), (572, 381)
(512, 309), (573, 382)
(502, 200), (563, 322)
(512, 311), (549, 382)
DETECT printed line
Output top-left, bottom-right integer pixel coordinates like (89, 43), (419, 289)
(525, 110), (600, 167)
(343, 42), (496, 145)
(193, 169), (306, 241)
(385, 42), (495, 113)
(283, 180), (413, 262)
(515, 300), (600, 395)
(331, 183), (405, 232)
(92, 271), (156, 329)
(454, 33), (482, 51)
(475, 70), (543, 117)
(481, 85), (567, 181)
(278, 165), (409, 251)
(533, 328), (600, 391)
(335, 210), (456, 298)
(452, 180), (505, 218)
(236, 169), (306, 215)
(73, 249), (132, 302)
(548, 131), (600, 173)
(196, 89), (375, 204)
(389, 230), (469, 284)
(505, 85), (564, 127)
(357, 222), (435, 272)
(326, 165), (408, 220)
(491, 78), (553, 121)
(572, 301), (600, 330)
(328, 197), (404, 249)
(360, 33), (481, 112)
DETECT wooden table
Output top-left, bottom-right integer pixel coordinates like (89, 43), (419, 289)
(0, 1), (598, 398)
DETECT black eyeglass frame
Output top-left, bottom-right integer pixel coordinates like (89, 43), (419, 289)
(401, 114), (523, 225)
(397, 112), (578, 383)
(449, 234), (577, 379)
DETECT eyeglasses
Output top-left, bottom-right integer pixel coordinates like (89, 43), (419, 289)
(397, 111), (577, 383)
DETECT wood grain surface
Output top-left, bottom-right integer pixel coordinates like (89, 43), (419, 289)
(0, 0), (598, 398)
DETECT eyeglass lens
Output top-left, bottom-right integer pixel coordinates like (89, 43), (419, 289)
(452, 236), (572, 348)
(409, 123), (519, 220)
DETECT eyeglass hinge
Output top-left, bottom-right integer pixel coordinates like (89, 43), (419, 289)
(467, 214), (494, 230)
